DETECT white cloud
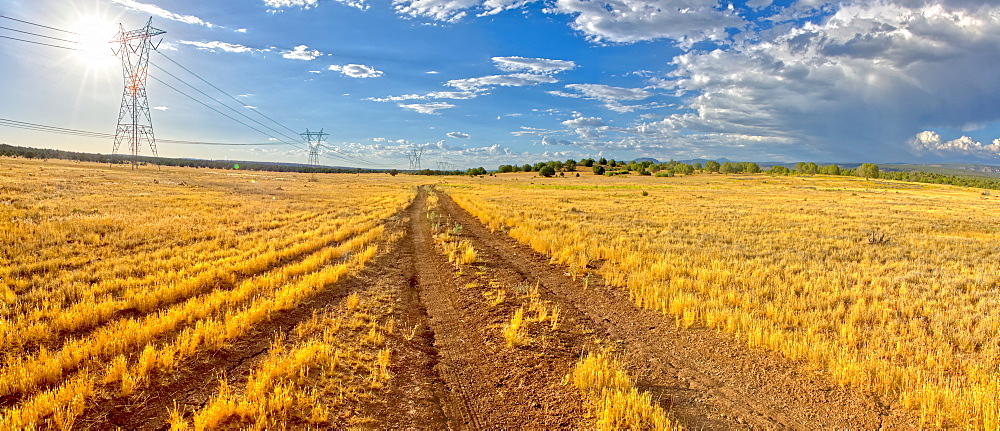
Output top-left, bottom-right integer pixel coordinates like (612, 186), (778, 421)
(910, 131), (1000, 159)
(152, 106), (169, 111)
(236, 28), (248, 33)
(632, 1), (1000, 161)
(399, 102), (456, 114)
(177, 40), (262, 54)
(368, 91), (478, 102)
(562, 116), (605, 128)
(394, 0), (480, 22)
(492, 56), (577, 74)
(544, 0), (743, 45)
(244, 105), (258, 109)
(329, 64), (384, 78)
(282, 45), (323, 60)
(263, 0), (319, 9)
(110, 0), (214, 27)
(426, 70), (440, 74)
(447, 73), (558, 92)
(564, 83), (651, 101)
(447, 131), (471, 139)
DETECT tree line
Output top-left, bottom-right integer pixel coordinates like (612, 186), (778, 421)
(496, 158), (1000, 190)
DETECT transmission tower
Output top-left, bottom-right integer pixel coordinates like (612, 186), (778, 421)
(301, 129), (328, 167)
(111, 17), (165, 169)
(407, 146), (424, 170)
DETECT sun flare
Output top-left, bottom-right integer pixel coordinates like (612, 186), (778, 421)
(70, 16), (118, 70)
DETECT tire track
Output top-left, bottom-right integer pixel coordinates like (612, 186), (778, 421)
(436, 187), (919, 430)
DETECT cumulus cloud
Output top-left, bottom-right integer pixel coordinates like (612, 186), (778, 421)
(399, 102), (456, 114)
(111, 0), (215, 27)
(492, 56), (577, 74)
(562, 116), (605, 128)
(177, 40), (262, 54)
(263, 0), (319, 9)
(541, 136), (574, 145)
(282, 45), (323, 60)
(447, 131), (471, 139)
(910, 131), (1000, 159)
(564, 83), (650, 101)
(394, 0), (480, 22)
(368, 91), (478, 102)
(544, 0), (743, 45)
(632, 1), (1000, 161)
(447, 73), (558, 92)
(329, 64), (384, 78)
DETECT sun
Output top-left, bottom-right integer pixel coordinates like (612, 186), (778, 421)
(69, 16), (119, 70)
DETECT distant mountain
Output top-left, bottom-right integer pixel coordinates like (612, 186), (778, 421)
(881, 163), (1000, 178)
(632, 157), (660, 164)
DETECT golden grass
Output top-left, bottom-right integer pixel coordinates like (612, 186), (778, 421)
(568, 350), (679, 430)
(445, 172), (1000, 428)
(179, 290), (399, 429)
(0, 158), (426, 428)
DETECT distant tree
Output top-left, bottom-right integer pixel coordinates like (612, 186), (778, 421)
(593, 165), (606, 175)
(582, 158), (595, 167)
(720, 162), (742, 174)
(521, 164), (532, 172)
(564, 159), (577, 171)
(498, 164), (515, 173)
(598, 157), (608, 165)
(609, 159), (617, 167)
(743, 162), (762, 173)
(692, 162), (703, 171)
(673, 163), (694, 175)
(638, 167), (651, 176)
(820, 164), (841, 175)
(389, 169), (399, 176)
(857, 163), (880, 179)
(539, 166), (556, 177)
(768, 165), (790, 175)
(705, 160), (720, 172)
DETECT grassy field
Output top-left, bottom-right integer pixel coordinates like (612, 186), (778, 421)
(445, 172), (1000, 428)
(2, 157), (998, 428)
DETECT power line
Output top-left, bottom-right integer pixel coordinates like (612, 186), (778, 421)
(0, 15), (385, 167)
(154, 52), (379, 167)
(0, 26), (80, 44)
(0, 118), (293, 146)
(150, 62), (304, 144)
(156, 52), (302, 139)
(0, 15), (78, 34)
(0, 34), (79, 51)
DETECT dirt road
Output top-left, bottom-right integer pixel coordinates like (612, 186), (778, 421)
(76, 186), (919, 429)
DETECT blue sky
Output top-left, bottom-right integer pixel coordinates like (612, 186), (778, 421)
(2, 0), (1000, 169)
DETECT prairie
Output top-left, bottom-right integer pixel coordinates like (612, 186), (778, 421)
(3, 157), (994, 428)
(445, 171), (1000, 428)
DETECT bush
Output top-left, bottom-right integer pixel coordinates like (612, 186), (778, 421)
(593, 165), (606, 175)
(539, 166), (555, 177)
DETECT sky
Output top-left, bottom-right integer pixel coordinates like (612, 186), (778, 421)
(2, 0), (1000, 169)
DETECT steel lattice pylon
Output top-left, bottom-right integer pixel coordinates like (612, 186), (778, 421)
(111, 17), (165, 169)
(301, 129), (328, 167)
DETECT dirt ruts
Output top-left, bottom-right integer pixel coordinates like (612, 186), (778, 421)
(431, 186), (921, 430)
(74, 186), (920, 429)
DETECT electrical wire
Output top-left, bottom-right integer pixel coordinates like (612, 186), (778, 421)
(0, 34), (79, 51)
(0, 118), (293, 146)
(0, 26), (80, 44)
(0, 15), (78, 34)
(153, 52), (379, 167)
(0, 15), (386, 167)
